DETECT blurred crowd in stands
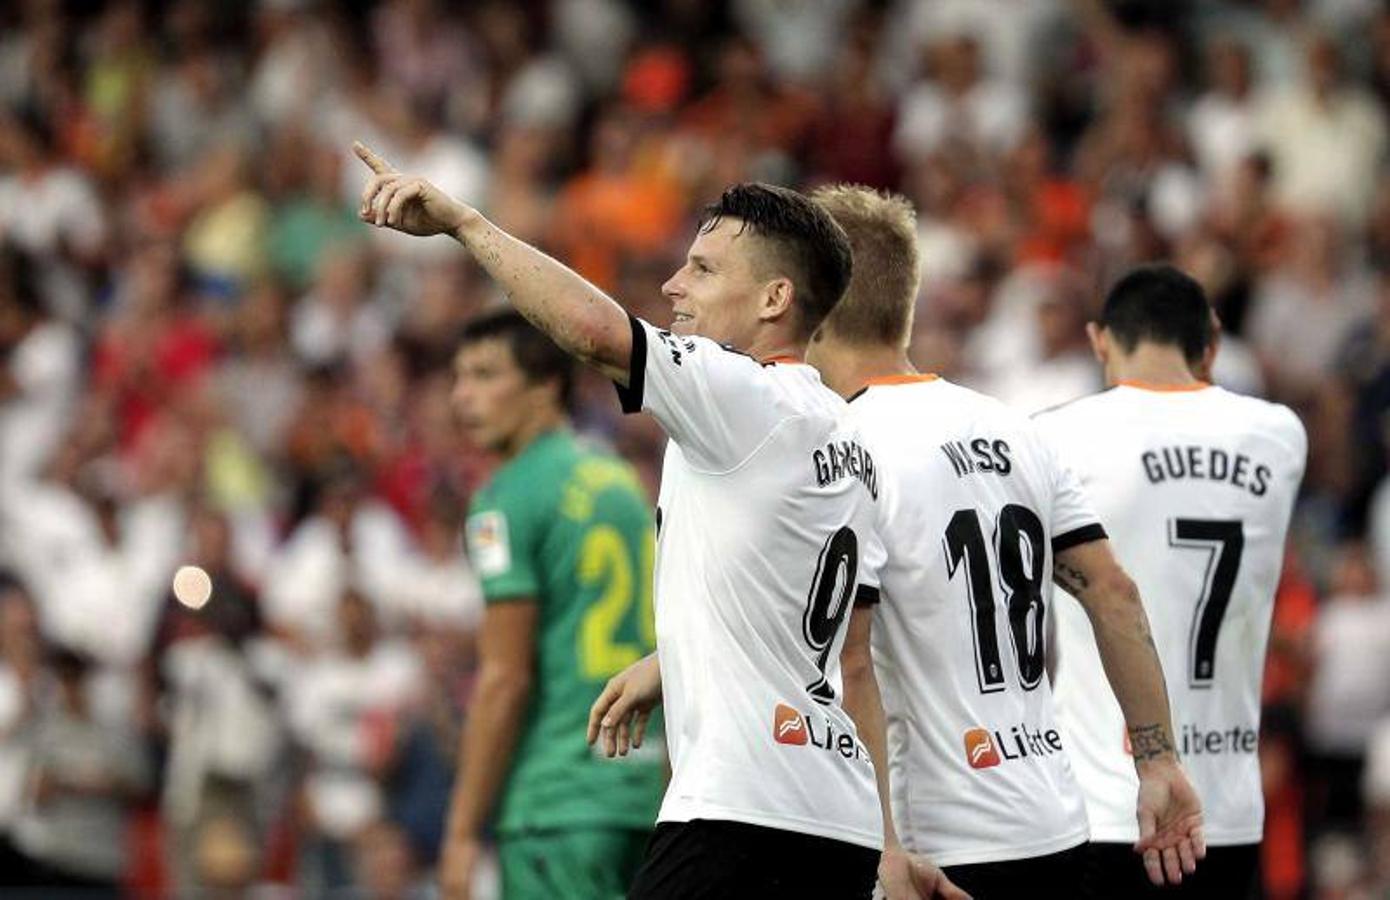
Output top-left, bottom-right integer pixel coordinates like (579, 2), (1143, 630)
(2, 0), (1390, 896)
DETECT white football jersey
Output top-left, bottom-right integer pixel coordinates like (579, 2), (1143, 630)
(616, 317), (885, 850)
(847, 375), (1099, 866)
(1036, 383), (1306, 846)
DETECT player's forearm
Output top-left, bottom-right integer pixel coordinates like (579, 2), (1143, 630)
(453, 214), (632, 383)
(1057, 556), (1178, 767)
(841, 614), (900, 849)
(446, 669), (533, 839)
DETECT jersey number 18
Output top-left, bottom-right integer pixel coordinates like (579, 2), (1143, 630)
(944, 505), (1047, 695)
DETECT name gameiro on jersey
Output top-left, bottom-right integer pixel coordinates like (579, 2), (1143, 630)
(613, 316), (886, 851)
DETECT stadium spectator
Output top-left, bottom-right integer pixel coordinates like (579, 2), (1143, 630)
(0, 245), (79, 488)
(1257, 34), (1388, 227)
(158, 506), (283, 895)
(1305, 545), (1390, 841)
(284, 589), (422, 893)
(0, 579), (42, 888)
(0, 105), (107, 320)
(13, 647), (149, 899)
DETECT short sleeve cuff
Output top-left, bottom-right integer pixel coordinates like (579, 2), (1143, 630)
(613, 315), (648, 414)
(1052, 523), (1108, 554)
(854, 584), (881, 608)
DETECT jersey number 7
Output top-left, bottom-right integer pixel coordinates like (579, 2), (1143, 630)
(1168, 518), (1245, 688)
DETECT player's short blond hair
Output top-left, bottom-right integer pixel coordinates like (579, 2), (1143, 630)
(810, 184), (921, 349)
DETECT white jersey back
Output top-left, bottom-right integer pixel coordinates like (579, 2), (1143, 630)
(1036, 383), (1306, 846)
(617, 318), (884, 850)
(847, 376), (1100, 866)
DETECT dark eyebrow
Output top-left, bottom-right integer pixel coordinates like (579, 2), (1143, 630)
(690, 254), (713, 269)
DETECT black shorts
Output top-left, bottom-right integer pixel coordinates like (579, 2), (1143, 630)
(941, 843), (1087, 899)
(1080, 841), (1260, 900)
(627, 819), (879, 899)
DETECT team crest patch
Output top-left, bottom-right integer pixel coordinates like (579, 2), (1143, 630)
(466, 510), (512, 577)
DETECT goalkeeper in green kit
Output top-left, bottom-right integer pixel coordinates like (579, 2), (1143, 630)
(440, 310), (665, 900)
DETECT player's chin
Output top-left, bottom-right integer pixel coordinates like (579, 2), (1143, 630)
(670, 317), (696, 337)
(461, 424), (499, 451)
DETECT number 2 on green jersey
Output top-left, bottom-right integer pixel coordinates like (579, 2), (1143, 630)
(578, 525), (656, 679)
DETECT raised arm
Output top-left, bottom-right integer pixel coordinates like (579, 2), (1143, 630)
(354, 142), (633, 384)
(1053, 538), (1205, 886)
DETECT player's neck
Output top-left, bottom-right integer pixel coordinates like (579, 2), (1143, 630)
(808, 337), (915, 399)
(744, 334), (806, 365)
(500, 410), (567, 461)
(1105, 345), (1202, 389)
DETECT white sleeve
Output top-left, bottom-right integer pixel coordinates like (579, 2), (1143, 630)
(855, 517), (887, 608)
(1035, 423), (1107, 554)
(614, 316), (788, 472)
(853, 457), (893, 608)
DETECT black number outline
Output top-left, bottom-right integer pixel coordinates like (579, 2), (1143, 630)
(803, 526), (859, 704)
(1168, 518), (1244, 688)
(994, 504), (1048, 691)
(944, 509), (1006, 693)
(945, 505), (1048, 694)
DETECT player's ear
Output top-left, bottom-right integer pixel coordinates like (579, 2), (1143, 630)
(1196, 312), (1222, 381)
(759, 277), (795, 324)
(1085, 322), (1108, 366)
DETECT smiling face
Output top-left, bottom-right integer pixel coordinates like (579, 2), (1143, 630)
(662, 217), (785, 348)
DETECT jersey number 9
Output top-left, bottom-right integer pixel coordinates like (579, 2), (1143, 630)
(803, 526), (860, 704)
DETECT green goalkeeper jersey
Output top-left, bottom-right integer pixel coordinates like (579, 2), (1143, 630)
(465, 428), (665, 835)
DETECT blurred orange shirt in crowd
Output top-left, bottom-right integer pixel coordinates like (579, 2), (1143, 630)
(1261, 548), (1318, 899)
(550, 167), (683, 291)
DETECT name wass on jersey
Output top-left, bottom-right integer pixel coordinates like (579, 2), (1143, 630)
(1036, 383), (1306, 846)
(615, 317), (885, 850)
(848, 375), (1101, 866)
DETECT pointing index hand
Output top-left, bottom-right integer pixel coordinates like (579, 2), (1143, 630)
(353, 141), (394, 175)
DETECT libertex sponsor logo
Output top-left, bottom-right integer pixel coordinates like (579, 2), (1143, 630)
(964, 728), (1001, 769)
(774, 704), (808, 745)
(772, 703), (869, 762)
(963, 723), (1064, 770)
(1122, 724), (1257, 757)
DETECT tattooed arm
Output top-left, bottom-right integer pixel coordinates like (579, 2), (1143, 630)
(1053, 541), (1175, 761)
(1054, 538), (1204, 884)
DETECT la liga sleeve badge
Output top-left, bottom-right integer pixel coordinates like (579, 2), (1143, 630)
(466, 509), (512, 577)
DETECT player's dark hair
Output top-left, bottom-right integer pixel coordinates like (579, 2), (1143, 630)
(1099, 263), (1214, 365)
(458, 310), (575, 411)
(699, 183), (853, 339)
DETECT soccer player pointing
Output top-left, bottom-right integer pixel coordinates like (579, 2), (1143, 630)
(357, 145), (888, 897)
